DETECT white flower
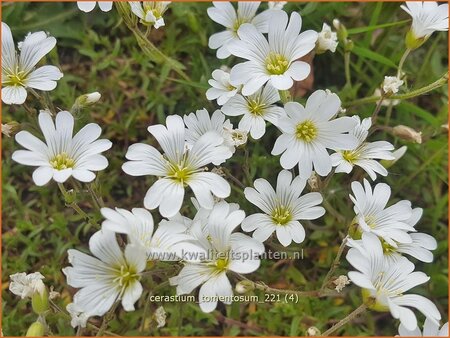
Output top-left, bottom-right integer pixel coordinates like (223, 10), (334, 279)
(401, 2), (448, 39)
(223, 127), (248, 148)
(207, 1), (271, 59)
(348, 208), (437, 263)
(130, 2), (171, 29)
(316, 23), (338, 53)
(9, 272), (45, 299)
(66, 303), (90, 328)
(101, 207), (204, 261)
(206, 69), (239, 105)
(228, 11), (318, 95)
(221, 84), (285, 139)
(169, 201), (264, 312)
(333, 275), (350, 292)
(331, 116), (395, 180)
(272, 90), (358, 179)
(155, 306), (166, 328)
(346, 232), (441, 331)
(1, 22), (63, 105)
(184, 109), (234, 164)
(76, 1), (113, 12)
(242, 170), (325, 246)
(122, 115), (231, 218)
(268, 1), (287, 10)
(399, 318), (449, 336)
(12, 111), (112, 186)
(349, 179), (415, 246)
(383, 76), (404, 94)
(63, 230), (147, 316)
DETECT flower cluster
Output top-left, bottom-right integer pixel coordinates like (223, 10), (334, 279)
(4, 1), (448, 336)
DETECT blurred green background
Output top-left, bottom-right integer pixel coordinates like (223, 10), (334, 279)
(1, 1), (448, 336)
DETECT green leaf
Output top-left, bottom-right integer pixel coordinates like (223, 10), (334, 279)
(352, 45), (398, 68)
(347, 19), (411, 35)
(396, 101), (441, 126)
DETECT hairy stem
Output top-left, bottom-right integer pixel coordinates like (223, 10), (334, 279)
(57, 183), (90, 221)
(321, 303), (367, 336)
(397, 48), (411, 78)
(320, 236), (349, 291)
(238, 274), (336, 297)
(344, 72), (448, 107)
(344, 52), (352, 87)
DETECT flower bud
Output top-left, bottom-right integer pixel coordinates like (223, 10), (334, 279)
(235, 280), (255, 294)
(79, 92), (101, 106)
(392, 125), (422, 144)
(26, 321), (45, 337)
(32, 287), (49, 315)
(71, 92), (102, 114)
(333, 19), (348, 42)
(1, 122), (20, 137)
(306, 326), (321, 336)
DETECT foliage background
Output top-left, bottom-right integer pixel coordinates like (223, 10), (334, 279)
(1, 1), (448, 336)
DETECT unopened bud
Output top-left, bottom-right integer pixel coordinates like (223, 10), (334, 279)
(32, 287), (49, 315)
(235, 280), (255, 294)
(392, 125), (422, 144)
(307, 326), (321, 336)
(26, 322), (45, 336)
(1, 122), (20, 137)
(71, 92), (101, 114)
(344, 39), (354, 52)
(333, 19), (348, 42)
(79, 92), (101, 106)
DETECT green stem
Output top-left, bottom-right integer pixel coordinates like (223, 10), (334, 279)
(87, 183), (104, 209)
(397, 48), (411, 78)
(344, 52), (352, 87)
(370, 94), (385, 126)
(116, 2), (190, 82)
(48, 300), (119, 336)
(96, 302), (119, 336)
(237, 275), (336, 298)
(344, 72), (448, 107)
(57, 183), (90, 221)
(320, 236), (349, 291)
(321, 303), (367, 336)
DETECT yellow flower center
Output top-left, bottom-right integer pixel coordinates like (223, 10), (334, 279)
(342, 150), (358, 164)
(247, 99), (265, 116)
(266, 53), (289, 75)
(364, 215), (377, 229)
(113, 264), (139, 288)
(380, 238), (397, 254)
(50, 152), (75, 170)
(295, 120), (317, 142)
(5, 71), (26, 87)
(215, 258), (229, 272)
(167, 164), (194, 186)
(271, 205), (292, 225)
(232, 17), (249, 34)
